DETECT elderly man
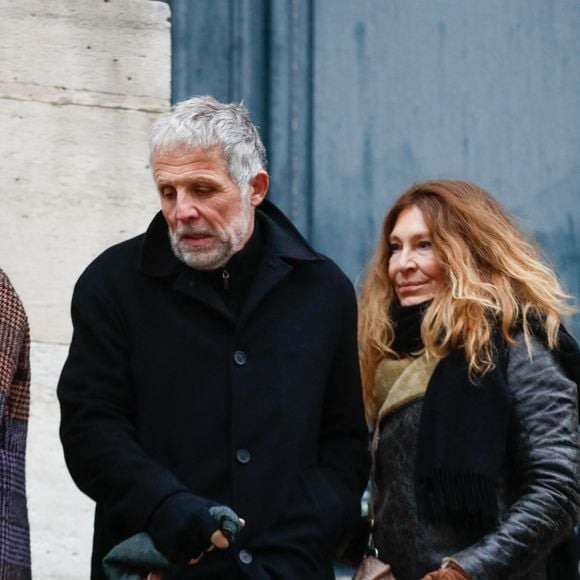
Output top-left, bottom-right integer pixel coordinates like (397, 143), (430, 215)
(58, 96), (369, 579)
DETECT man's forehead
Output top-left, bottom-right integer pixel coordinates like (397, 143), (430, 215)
(152, 146), (228, 172)
(153, 144), (224, 161)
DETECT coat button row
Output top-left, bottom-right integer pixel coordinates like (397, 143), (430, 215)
(239, 549), (253, 564)
(233, 350), (247, 365)
(236, 449), (251, 464)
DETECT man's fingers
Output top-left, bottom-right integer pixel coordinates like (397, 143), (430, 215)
(210, 529), (230, 550)
(188, 552), (204, 565)
(189, 520), (244, 565)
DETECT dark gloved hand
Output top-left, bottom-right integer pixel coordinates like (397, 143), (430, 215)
(422, 560), (469, 580)
(208, 505), (242, 542)
(146, 493), (221, 564)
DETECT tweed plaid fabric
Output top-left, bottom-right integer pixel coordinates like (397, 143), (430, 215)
(0, 270), (31, 579)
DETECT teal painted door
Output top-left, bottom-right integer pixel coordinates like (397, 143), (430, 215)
(166, 0), (580, 332)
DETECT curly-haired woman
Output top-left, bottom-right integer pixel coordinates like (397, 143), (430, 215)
(358, 180), (580, 580)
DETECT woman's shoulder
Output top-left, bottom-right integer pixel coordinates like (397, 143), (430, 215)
(506, 330), (578, 399)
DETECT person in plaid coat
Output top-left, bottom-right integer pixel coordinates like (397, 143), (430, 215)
(0, 269), (31, 579)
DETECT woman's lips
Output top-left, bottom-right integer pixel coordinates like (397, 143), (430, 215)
(397, 282), (426, 293)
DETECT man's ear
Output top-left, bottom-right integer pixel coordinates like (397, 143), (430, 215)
(249, 171), (269, 207)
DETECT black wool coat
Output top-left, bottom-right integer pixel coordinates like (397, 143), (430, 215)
(58, 200), (370, 579)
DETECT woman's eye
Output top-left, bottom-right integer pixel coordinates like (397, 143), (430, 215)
(418, 240), (432, 249)
(389, 243), (401, 253)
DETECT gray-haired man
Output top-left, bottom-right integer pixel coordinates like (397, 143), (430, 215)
(58, 96), (369, 579)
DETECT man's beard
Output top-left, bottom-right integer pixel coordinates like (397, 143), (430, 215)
(169, 198), (253, 271)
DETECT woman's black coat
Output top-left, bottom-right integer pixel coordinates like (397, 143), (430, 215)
(58, 200), (370, 579)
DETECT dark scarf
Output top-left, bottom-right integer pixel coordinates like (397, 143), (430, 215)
(390, 302), (580, 535)
(203, 219), (264, 317)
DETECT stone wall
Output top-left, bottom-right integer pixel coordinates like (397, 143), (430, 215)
(0, 1), (171, 577)
(0, 0), (170, 344)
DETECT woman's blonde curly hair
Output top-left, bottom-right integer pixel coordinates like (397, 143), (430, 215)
(358, 179), (575, 420)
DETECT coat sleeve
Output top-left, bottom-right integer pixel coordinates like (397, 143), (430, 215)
(0, 270), (30, 422)
(452, 334), (580, 579)
(0, 271), (31, 574)
(313, 273), (371, 545)
(57, 269), (218, 563)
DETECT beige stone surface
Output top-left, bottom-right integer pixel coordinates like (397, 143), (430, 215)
(0, 0), (169, 109)
(0, 1), (172, 578)
(0, 0), (171, 344)
(28, 342), (94, 580)
(1, 98), (161, 343)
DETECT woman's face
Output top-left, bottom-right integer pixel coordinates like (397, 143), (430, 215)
(387, 205), (443, 306)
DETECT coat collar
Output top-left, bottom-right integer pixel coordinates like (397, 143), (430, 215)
(138, 198), (321, 278)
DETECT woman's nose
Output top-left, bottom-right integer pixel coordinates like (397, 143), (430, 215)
(399, 248), (417, 270)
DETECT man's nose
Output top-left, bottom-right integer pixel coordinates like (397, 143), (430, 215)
(175, 192), (200, 221)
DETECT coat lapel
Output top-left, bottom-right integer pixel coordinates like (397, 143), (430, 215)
(238, 256), (293, 326)
(173, 271), (235, 322)
(139, 201), (321, 325)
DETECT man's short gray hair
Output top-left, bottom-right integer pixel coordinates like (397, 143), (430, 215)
(149, 96), (267, 195)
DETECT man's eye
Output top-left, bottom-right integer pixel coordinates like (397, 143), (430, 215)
(160, 188), (176, 198)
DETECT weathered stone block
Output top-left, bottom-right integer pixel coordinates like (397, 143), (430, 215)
(0, 0), (171, 344)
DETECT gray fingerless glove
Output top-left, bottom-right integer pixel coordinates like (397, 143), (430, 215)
(209, 505), (242, 541)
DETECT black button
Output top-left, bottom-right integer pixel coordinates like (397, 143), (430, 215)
(236, 449), (251, 464)
(239, 549), (253, 564)
(233, 350), (247, 365)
